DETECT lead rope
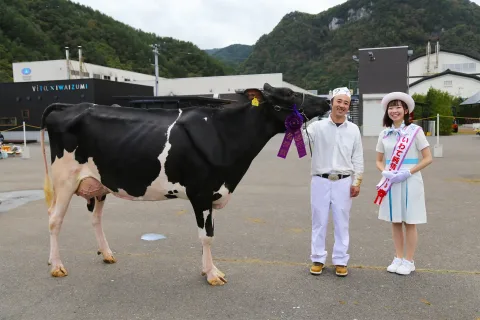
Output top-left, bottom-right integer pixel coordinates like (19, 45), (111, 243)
(303, 115), (313, 157)
(299, 93), (313, 157)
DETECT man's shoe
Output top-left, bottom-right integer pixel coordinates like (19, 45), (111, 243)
(310, 262), (324, 275)
(335, 265), (348, 277)
(386, 257), (403, 273)
(396, 259), (415, 275)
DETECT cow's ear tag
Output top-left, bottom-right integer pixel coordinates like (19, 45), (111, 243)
(251, 97), (259, 107)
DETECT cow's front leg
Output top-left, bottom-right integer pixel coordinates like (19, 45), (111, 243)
(91, 195), (116, 264)
(192, 203), (227, 286)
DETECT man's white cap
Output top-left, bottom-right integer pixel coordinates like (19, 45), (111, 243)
(381, 92), (415, 113)
(331, 87), (351, 99)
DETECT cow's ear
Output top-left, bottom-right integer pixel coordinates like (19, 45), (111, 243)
(243, 88), (265, 103)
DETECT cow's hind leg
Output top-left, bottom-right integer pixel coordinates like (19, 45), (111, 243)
(192, 200), (226, 286)
(91, 195), (116, 264)
(48, 189), (75, 277)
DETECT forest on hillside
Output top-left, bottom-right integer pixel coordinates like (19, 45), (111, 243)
(205, 44), (253, 67)
(0, 0), (234, 83)
(238, 0), (480, 92)
(2, 0), (480, 96)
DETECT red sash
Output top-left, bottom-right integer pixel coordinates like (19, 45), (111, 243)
(374, 124), (421, 205)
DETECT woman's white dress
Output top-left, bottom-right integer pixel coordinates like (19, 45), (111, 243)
(375, 125), (430, 224)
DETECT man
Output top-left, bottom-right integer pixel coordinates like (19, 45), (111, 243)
(302, 87), (364, 277)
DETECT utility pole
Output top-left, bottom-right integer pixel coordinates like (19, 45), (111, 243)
(152, 44), (160, 96)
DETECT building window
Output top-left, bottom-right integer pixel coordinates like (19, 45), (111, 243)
(442, 63), (476, 73)
(93, 74), (101, 79)
(0, 117), (17, 126)
(21, 110), (29, 119)
(444, 80), (452, 87)
(103, 75), (111, 80)
(124, 78), (130, 82)
(71, 70), (90, 77)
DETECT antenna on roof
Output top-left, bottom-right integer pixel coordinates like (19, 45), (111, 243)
(78, 46), (83, 79)
(65, 47), (70, 80)
(426, 41), (431, 75)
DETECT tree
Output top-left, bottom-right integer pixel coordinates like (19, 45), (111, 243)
(414, 88), (456, 135)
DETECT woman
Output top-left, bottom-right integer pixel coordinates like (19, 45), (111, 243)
(374, 92), (432, 275)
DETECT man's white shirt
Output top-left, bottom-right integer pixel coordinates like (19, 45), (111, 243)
(302, 115), (364, 187)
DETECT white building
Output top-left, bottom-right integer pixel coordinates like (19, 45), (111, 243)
(154, 73), (315, 96)
(408, 42), (480, 99)
(409, 70), (480, 99)
(12, 59), (158, 86)
(12, 59), (315, 97)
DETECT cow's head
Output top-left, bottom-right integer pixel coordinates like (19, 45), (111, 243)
(260, 83), (330, 123)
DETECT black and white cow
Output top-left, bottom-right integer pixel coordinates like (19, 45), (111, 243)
(40, 83), (330, 285)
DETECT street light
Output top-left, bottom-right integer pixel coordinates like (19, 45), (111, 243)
(407, 49), (413, 94)
(151, 44), (160, 96)
(352, 55), (360, 95)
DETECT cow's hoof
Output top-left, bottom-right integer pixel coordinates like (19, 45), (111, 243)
(203, 268), (227, 286)
(202, 269), (225, 279)
(97, 250), (117, 264)
(103, 255), (117, 264)
(207, 276), (227, 286)
(51, 265), (68, 277)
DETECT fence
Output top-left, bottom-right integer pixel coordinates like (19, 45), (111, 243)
(0, 122), (49, 143)
(412, 115), (480, 136)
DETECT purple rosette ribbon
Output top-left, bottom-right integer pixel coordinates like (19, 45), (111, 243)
(277, 105), (307, 159)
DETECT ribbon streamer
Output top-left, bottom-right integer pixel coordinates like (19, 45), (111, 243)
(277, 105), (307, 159)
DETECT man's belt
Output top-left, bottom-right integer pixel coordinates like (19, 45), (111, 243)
(317, 173), (350, 181)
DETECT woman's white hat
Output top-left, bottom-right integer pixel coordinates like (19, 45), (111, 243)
(381, 92), (415, 113)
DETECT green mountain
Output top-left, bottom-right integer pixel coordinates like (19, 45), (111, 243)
(205, 44), (253, 67)
(0, 0), (234, 83)
(238, 0), (480, 93)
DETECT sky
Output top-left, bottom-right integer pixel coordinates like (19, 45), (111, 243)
(73, 0), (480, 50)
(72, 0), (348, 49)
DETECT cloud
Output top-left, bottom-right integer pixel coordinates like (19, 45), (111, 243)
(72, 0), (347, 49)
(72, 0), (480, 49)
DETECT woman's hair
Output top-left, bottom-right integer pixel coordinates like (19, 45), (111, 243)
(383, 99), (411, 127)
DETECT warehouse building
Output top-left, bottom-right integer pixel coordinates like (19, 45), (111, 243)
(0, 78), (153, 142)
(408, 42), (480, 99)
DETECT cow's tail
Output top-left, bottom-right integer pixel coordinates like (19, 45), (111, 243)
(41, 128), (54, 208)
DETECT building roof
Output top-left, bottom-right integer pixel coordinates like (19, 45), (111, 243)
(460, 91), (480, 106)
(410, 49), (480, 63)
(409, 69), (480, 87)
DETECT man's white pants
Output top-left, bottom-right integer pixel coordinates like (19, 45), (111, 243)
(310, 175), (352, 266)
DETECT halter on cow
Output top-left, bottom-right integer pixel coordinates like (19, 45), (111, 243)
(40, 83), (330, 286)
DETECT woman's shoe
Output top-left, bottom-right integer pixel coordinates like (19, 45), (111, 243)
(387, 257), (403, 273)
(396, 259), (415, 275)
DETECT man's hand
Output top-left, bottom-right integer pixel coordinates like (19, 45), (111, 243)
(350, 186), (360, 198)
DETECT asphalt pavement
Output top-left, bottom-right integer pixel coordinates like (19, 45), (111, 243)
(0, 133), (479, 320)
